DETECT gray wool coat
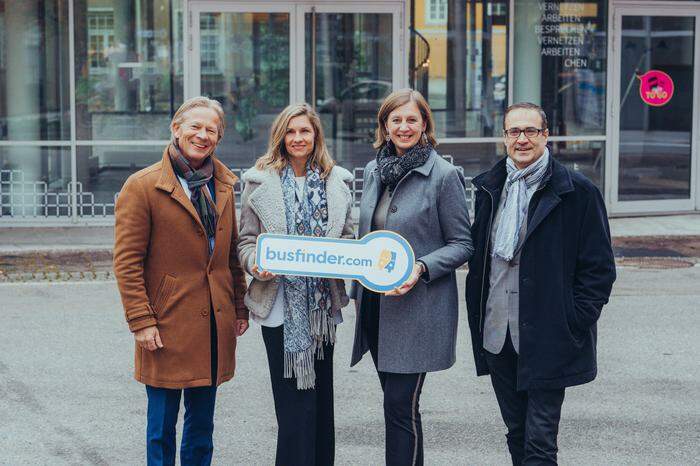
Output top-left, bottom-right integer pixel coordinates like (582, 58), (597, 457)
(350, 150), (474, 373)
(237, 165), (354, 319)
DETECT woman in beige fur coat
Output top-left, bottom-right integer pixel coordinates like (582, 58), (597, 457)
(237, 103), (353, 466)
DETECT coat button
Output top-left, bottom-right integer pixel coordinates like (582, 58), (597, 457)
(200, 309), (209, 317)
(216, 307), (221, 313)
(390, 205), (397, 213)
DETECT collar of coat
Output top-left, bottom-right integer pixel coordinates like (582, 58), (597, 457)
(154, 147), (238, 231)
(242, 164), (353, 238)
(472, 150), (576, 245)
(471, 149), (573, 197)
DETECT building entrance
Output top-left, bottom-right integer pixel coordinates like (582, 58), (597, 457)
(610, 1), (700, 214)
(186, 0), (407, 171)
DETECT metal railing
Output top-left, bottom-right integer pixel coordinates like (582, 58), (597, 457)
(0, 155), (476, 221)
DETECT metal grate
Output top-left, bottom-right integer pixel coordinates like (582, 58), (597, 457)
(0, 170), (114, 218)
(1, 161), (477, 220)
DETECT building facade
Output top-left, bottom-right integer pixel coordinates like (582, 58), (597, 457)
(0, 0), (697, 224)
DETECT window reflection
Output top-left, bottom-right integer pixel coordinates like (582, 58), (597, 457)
(74, 0), (183, 141)
(0, 1), (71, 140)
(307, 12), (394, 168)
(618, 16), (693, 201)
(513, 0), (607, 136)
(199, 12), (290, 170)
(412, 0), (508, 138)
(76, 145), (162, 216)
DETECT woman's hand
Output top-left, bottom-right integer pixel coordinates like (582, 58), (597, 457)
(252, 263), (276, 281)
(385, 262), (424, 296)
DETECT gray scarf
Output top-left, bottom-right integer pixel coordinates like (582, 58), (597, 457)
(376, 141), (433, 193)
(493, 148), (550, 261)
(280, 163), (334, 390)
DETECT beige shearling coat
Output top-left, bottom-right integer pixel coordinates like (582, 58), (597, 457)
(236, 165), (354, 318)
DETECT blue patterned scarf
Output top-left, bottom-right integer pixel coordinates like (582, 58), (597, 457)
(280, 163), (334, 390)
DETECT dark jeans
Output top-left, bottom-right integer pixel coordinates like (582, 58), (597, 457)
(483, 331), (566, 466)
(262, 324), (335, 466)
(146, 385), (217, 466)
(145, 309), (219, 466)
(362, 290), (426, 466)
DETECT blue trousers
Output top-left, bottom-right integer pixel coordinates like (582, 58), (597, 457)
(145, 310), (219, 466)
(146, 385), (218, 466)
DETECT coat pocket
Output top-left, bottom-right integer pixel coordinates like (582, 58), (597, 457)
(563, 293), (584, 346)
(152, 274), (177, 316)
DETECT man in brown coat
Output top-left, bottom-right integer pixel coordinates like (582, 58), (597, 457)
(113, 96), (248, 466)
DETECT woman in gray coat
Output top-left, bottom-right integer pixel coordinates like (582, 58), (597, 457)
(237, 103), (354, 466)
(350, 89), (473, 465)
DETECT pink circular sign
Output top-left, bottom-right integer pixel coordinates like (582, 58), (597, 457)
(638, 70), (674, 107)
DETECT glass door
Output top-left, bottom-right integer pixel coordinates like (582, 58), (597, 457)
(188, 2), (296, 170)
(611, 5), (700, 213)
(188, 1), (405, 171)
(300, 3), (405, 168)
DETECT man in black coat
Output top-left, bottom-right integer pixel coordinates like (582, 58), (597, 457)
(466, 102), (616, 465)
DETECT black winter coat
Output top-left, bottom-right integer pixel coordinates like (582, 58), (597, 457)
(465, 156), (616, 390)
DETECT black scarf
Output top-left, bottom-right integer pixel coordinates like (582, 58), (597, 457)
(168, 143), (217, 239)
(375, 141), (433, 193)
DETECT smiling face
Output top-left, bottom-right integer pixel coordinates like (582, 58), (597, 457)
(284, 115), (315, 163)
(503, 108), (549, 169)
(172, 106), (221, 168)
(385, 101), (426, 155)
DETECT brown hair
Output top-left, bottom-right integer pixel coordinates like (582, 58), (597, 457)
(503, 102), (548, 130)
(255, 103), (335, 178)
(373, 88), (437, 149)
(170, 96), (226, 142)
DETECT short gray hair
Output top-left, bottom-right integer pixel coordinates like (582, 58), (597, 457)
(170, 96), (225, 142)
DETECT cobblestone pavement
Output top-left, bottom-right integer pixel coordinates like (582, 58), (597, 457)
(1, 236), (699, 282)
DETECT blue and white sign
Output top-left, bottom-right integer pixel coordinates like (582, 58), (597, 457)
(255, 230), (415, 292)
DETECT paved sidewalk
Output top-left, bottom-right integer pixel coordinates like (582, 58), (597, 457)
(2, 214), (700, 252)
(1, 215), (700, 282)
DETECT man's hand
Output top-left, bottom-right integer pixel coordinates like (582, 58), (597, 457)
(385, 262), (423, 296)
(235, 319), (249, 337)
(135, 325), (163, 351)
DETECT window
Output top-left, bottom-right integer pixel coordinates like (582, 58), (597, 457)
(426, 0), (448, 24)
(87, 10), (115, 71)
(412, 0), (509, 138)
(200, 14), (221, 74)
(513, 0), (607, 136)
(74, 0), (183, 141)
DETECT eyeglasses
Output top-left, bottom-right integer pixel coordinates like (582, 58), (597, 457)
(504, 127), (544, 139)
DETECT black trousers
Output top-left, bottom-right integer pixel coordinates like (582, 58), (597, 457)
(483, 331), (566, 466)
(362, 290), (426, 466)
(262, 325), (335, 466)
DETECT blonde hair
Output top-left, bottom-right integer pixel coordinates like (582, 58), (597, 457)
(255, 103), (335, 178)
(373, 88), (437, 149)
(170, 96), (225, 143)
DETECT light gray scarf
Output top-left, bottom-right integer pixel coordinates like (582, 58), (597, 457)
(493, 148), (550, 261)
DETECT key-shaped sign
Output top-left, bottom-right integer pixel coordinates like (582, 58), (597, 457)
(255, 230), (415, 292)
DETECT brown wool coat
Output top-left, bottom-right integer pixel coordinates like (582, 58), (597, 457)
(113, 148), (248, 389)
